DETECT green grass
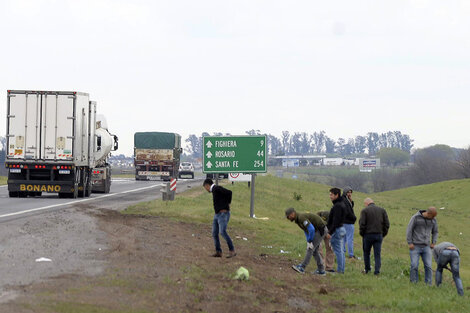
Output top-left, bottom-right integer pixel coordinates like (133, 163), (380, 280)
(125, 175), (470, 312)
(0, 176), (7, 185)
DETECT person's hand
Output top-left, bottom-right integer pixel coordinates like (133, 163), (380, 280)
(326, 234), (331, 240)
(430, 243), (435, 249)
(409, 243), (415, 250)
(307, 242), (314, 250)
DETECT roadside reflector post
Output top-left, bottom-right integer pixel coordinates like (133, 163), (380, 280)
(169, 178), (176, 200)
(162, 182), (169, 201)
(250, 174), (256, 218)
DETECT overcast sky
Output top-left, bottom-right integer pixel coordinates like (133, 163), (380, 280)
(1, 0), (469, 156)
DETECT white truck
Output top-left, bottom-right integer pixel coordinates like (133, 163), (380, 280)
(5, 90), (118, 198)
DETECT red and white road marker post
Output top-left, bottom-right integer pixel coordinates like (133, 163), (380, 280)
(162, 178), (177, 201)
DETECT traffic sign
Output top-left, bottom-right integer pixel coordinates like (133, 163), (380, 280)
(203, 136), (267, 173)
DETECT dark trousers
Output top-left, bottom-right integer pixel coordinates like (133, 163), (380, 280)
(363, 233), (383, 274)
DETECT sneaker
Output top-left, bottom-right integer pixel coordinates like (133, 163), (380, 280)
(212, 251), (222, 257)
(313, 270), (326, 276)
(361, 269), (369, 274)
(326, 269), (335, 273)
(292, 264), (305, 274)
(348, 255), (356, 259)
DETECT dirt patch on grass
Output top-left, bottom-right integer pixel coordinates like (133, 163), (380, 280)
(3, 209), (348, 313)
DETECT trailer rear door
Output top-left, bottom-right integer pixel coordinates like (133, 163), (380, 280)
(41, 93), (74, 160)
(7, 92), (41, 160)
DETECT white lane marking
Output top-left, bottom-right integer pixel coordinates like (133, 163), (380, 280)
(0, 185), (7, 188)
(0, 184), (164, 219)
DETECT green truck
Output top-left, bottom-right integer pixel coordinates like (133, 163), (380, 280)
(134, 132), (182, 181)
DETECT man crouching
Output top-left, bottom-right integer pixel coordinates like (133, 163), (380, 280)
(285, 208), (327, 275)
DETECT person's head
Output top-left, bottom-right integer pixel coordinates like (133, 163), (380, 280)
(285, 207), (296, 222)
(364, 198), (374, 207)
(203, 178), (213, 192)
(343, 186), (353, 199)
(329, 188), (341, 201)
(424, 206), (437, 219)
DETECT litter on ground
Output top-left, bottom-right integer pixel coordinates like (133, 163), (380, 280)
(233, 267), (250, 280)
(35, 257), (52, 262)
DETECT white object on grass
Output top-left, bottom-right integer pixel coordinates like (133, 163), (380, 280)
(35, 257), (52, 262)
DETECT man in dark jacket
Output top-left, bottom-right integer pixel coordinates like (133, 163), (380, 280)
(359, 198), (390, 275)
(342, 187), (357, 258)
(326, 188), (346, 273)
(317, 210), (335, 272)
(285, 208), (327, 275)
(203, 178), (236, 258)
(406, 207), (438, 285)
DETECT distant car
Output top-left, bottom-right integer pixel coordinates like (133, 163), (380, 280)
(178, 162), (194, 179)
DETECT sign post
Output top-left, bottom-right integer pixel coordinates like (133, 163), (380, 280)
(203, 135), (267, 218)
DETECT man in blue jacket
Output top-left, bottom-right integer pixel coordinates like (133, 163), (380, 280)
(286, 208), (327, 275)
(204, 178), (236, 258)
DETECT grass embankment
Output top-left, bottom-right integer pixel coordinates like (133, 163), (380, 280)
(125, 175), (470, 312)
(0, 176), (7, 185)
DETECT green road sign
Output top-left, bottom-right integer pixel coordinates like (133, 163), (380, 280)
(203, 136), (267, 173)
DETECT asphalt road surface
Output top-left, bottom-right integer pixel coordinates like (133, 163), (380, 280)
(0, 177), (204, 222)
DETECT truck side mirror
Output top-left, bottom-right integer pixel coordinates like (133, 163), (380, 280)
(97, 136), (102, 151)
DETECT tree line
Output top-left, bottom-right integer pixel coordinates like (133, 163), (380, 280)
(185, 130), (414, 158)
(305, 144), (470, 193)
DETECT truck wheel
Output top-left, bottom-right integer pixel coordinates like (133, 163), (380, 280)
(103, 179), (110, 193)
(191, 174), (194, 179)
(85, 182), (92, 197)
(19, 192), (28, 198)
(8, 191), (19, 197)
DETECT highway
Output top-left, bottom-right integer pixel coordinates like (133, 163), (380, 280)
(0, 177), (204, 222)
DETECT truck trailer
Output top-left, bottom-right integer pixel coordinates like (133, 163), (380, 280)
(5, 90), (118, 198)
(91, 115), (118, 193)
(134, 132), (182, 181)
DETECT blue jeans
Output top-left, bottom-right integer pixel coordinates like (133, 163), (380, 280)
(330, 226), (346, 273)
(410, 245), (432, 285)
(212, 212), (234, 252)
(436, 249), (464, 296)
(362, 233), (383, 274)
(343, 224), (355, 257)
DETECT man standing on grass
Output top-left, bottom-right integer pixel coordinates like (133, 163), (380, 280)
(317, 210), (335, 272)
(326, 188), (347, 273)
(203, 178), (236, 258)
(406, 206), (438, 285)
(433, 241), (464, 296)
(285, 208), (327, 275)
(342, 187), (357, 259)
(359, 198), (390, 275)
